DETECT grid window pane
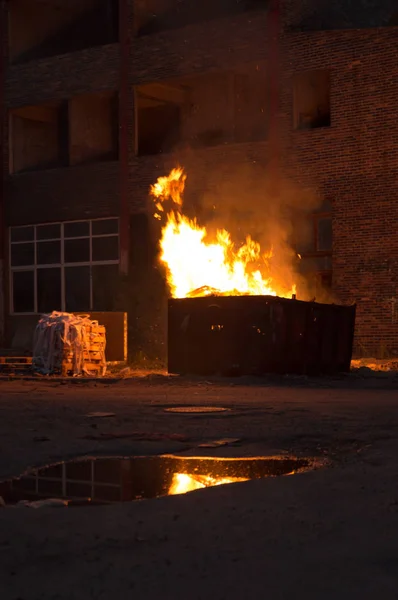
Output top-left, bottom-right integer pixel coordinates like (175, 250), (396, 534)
(65, 266), (91, 312)
(64, 221), (90, 238)
(10, 218), (120, 314)
(11, 226), (34, 242)
(12, 271), (34, 312)
(92, 219), (118, 235)
(36, 224), (61, 240)
(37, 268), (61, 313)
(64, 238), (90, 263)
(11, 243), (34, 267)
(92, 236), (119, 261)
(37, 240), (61, 265)
(92, 264), (119, 310)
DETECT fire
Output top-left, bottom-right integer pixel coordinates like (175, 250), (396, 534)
(151, 167), (296, 299)
(169, 472), (248, 495)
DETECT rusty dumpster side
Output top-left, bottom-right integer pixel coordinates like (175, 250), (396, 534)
(167, 295), (356, 376)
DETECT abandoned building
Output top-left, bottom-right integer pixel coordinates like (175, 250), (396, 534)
(0, 0), (397, 361)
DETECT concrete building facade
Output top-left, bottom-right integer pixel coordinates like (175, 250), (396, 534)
(1, 0), (398, 360)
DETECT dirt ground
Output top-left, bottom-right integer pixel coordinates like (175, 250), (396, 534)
(1, 373), (398, 599)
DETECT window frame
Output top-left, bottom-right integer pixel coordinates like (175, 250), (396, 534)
(9, 218), (119, 315)
(297, 211), (332, 259)
(297, 212), (333, 292)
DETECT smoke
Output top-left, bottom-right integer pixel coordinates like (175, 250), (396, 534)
(180, 161), (328, 300)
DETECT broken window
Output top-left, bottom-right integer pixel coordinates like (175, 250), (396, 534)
(293, 70), (331, 130)
(9, 218), (120, 314)
(69, 92), (119, 165)
(234, 66), (269, 142)
(9, 102), (68, 173)
(135, 69), (270, 154)
(136, 83), (186, 156)
(295, 212), (332, 257)
(8, 0), (119, 65)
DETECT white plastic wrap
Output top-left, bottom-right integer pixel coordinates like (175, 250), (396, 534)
(33, 312), (106, 377)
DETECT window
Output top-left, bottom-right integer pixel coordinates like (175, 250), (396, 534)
(9, 0), (119, 65)
(9, 102), (68, 173)
(316, 216), (332, 252)
(295, 212), (332, 257)
(10, 93), (118, 173)
(294, 211), (332, 298)
(136, 84), (185, 156)
(10, 218), (119, 314)
(69, 92), (119, 165)
(293, 70), (331, 130)
(135, 0), (269, 36)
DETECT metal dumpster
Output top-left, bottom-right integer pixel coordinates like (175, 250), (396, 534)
(168, 295), (356, 376)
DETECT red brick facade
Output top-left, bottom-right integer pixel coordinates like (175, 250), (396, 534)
(2, 0), (398, 358)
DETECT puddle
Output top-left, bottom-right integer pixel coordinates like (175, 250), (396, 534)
(164, 406), (230, 414)
(0, 455), (314, 507)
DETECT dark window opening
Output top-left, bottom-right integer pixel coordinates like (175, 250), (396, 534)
(64, 238), (90, 263)
(36, 241), (61, 265)
(65, 266), (91, 312)
(37, 268), (62, 313)
(11, 243), (34, 267)
(92, 218), (119, 235)
(12, 271), (34, 312)
(233, 70), (268, 143)
(135, 68), (269, 154)
(136, 85), (184, 156)
(92, 264), (119, 310)
(388, 12), (398, 26)
(64, 221), (90, 238)
(136, 0), (269, 36)
(36, 224), (61, 240)
(10, 92), (118, 173)
(293, 70), (331, 130)
(92, 236), (119, 262)
(10, 226), (34, 242)
(295, 213), (332, 258)
(69, 92), (119, 166)
(10, 102), (69, 173)
(9, 0), (119, 65)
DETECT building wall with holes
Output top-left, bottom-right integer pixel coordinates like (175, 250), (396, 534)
(280, 26), (398, 357)
(2, 0), (398, 358)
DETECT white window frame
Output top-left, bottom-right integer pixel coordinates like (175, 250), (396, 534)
(9, 217), (120, 315)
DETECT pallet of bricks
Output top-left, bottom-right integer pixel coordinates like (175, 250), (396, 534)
(33, 312), (107, 377)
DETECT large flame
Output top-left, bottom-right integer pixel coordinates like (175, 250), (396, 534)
(151, 167), (296, 299)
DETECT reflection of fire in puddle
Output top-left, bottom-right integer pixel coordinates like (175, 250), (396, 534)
(169, 472), (248, 495)
(0, 455), (315, 507)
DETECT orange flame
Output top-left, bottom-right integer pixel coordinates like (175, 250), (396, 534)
(150, 167), (296, 299)
(168, 472), (248, 495)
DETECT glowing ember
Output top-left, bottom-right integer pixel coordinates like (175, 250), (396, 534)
(169, 472), (248, 495)
(150, 167), (296, 299)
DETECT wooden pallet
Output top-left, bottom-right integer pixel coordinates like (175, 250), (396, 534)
(63, 351), (104, 361)
(0, 356), (32, 364)
(61, 362), (103, 376)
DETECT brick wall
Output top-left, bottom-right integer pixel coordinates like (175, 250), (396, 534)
(3, 9), (120, 226)
(6, 161), (120, 225)
(280, 27), (398, 356)
(284, 0), (397, 31)
(2, 1), (398, 358)
(6, 44), (120, 107)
